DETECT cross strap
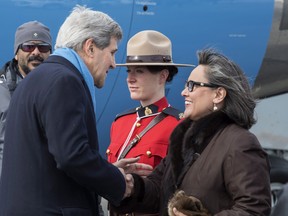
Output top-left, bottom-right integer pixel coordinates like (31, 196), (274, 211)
(118, 112), (167, 160)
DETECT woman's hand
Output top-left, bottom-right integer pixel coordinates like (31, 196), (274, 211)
(172, 207), (187, 216)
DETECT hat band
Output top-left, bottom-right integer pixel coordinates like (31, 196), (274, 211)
(126, 55), (172, 63)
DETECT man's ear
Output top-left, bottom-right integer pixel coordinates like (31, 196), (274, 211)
(83, 38), (95, 57)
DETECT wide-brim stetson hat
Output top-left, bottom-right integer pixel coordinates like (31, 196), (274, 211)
(117, 30), (194, 67)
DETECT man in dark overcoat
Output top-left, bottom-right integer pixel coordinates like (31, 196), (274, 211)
(0, 5), (133, 216)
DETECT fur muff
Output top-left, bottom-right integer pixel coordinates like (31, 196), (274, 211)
(168, 190), (211, 216)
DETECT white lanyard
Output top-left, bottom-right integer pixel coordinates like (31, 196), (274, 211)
(116, 112), (160, 161)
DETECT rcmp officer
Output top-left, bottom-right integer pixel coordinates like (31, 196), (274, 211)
(106, 30), (193, 170)
(106, 30), (193, 216)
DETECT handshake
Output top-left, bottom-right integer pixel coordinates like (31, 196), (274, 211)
(113, 157), (153, 199)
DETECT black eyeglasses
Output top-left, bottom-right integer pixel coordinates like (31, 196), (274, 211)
(185, 80), (218, 92)
(19, 43), (51, 53)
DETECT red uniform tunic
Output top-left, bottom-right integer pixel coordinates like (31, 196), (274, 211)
(107, 97), (182, 168)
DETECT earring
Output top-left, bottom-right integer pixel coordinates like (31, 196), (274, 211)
(213, 103), (218, 111)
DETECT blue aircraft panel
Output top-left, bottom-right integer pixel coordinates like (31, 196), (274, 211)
(0, 0), (279, 156)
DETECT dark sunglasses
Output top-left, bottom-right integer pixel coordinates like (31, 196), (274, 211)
(19, 43), (51, 53)
(185, 80), (218, 92)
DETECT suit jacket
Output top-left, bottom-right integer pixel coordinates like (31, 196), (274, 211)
(0, 55), (125, 216)
(113, 112), (271, 216)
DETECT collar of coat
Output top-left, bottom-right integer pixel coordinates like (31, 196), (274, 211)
(168, 111), (234, 185)
(0, 59), (22, 91)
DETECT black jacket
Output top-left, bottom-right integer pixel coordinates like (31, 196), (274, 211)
(0, 59), (23, 178)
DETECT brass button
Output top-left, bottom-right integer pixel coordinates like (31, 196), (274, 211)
(144, 107), (152, 116)
(106, 149), (110, 155)
(136, 122), (141, 127)
(146, 150), (152, 158)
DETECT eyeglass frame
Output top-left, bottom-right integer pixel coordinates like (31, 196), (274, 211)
(19, 42), (52, 53)
(185, 80), (218, 92)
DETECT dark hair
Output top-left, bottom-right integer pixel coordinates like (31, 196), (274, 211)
(146, 65), (178, 82)
(197, 48), (256, 129)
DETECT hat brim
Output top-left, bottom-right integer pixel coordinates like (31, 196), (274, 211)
(116, 62), (194, 67)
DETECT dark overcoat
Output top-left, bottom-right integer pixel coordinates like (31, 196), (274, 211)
(0, 55), (125, 216)
(115, 112), (271, 216)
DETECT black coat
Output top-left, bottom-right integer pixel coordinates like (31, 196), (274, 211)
(0, 55), (125, 216)
(0, 59), (23, 178)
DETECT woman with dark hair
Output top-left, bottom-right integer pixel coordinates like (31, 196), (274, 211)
(112, 48), (271, 216)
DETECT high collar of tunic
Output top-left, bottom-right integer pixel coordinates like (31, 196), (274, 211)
(136, 97), (169, 118)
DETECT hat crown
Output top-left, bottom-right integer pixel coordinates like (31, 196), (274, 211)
(127, 30), (172, 57)
(116, 30), (194, 67)
(14, 20), (52, 54)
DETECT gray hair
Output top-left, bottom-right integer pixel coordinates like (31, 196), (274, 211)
(55, 5), (122, 50)
(197, 48), (256, 129)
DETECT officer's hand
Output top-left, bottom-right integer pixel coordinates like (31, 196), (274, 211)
(114, 157), (153, 177)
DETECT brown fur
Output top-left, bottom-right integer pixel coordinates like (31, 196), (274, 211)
(168, 190), (211, 216)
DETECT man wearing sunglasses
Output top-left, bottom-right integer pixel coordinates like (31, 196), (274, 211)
(0, 20), (52, 177)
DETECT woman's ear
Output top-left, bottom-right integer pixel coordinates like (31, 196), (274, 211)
(213, 87), (226, 104)
(160, 69), (169, 84)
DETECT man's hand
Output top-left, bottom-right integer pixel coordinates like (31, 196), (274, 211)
(124, 173), (134, 198)
(114, 157), (153, 177)
(118, 168), (134, 199)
